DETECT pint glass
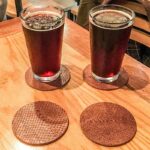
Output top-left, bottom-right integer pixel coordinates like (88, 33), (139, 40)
(89, 5), (135, 82)
(20, 5), (64, 82)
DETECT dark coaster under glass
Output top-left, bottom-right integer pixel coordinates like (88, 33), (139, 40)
(12, 101), (69, 145)
(25, 65), (71, 91)
(83, 65), (129, 90)
(80, 102), (137, 147)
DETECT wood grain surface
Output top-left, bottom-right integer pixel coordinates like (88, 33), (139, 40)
(0, 18), (150, 150)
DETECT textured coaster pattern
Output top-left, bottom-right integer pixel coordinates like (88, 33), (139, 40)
(80, 102), (137, 147)
(83, 65), (129, 90)
(12, 101), (69, 145)
(25, 65), (71, 91)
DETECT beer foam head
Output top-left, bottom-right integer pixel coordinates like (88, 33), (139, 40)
(22, 11), (64, 31)
(90, 9), (133, 29)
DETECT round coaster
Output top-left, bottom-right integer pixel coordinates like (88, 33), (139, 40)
(25, 65), (71, 91)
(12, 101), (69, 145)
(83, 65), (129, 90)
(80, 102), (137, 147)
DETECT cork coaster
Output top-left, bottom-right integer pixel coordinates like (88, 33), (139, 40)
(12, 101), (69, 145)
(83, 65), (129, 90)
(25, 65), (71, 91)
(80, 102), (137, 147)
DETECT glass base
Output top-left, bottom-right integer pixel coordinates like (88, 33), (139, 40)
(92, 72), (120, 83)
(33, 71), (60, 82)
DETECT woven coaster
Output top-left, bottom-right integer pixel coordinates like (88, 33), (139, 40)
(12, 101), (69, 145)
(83, 65), (129, 90)
(25, 65), (71, 91)
(80, 102), (137, 147)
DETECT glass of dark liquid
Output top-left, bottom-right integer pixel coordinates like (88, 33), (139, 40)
(89, 5), (135, 83)
(20, 5), (64, 82)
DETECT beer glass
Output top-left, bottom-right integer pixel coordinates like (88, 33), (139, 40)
(89, 5), (135, 83)
(20, 5), (65, 82)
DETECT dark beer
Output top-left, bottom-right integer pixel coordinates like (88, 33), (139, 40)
(22, 12), (64, 79)
(89, 7), (134, 82)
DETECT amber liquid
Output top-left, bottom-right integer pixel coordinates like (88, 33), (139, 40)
(90, 10), (132, 78)
(23, 13), (64, 77)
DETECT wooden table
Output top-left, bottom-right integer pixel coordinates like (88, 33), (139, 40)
(0, 18), (150, 150)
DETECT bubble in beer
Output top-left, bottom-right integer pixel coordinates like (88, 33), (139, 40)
(33, 22), (42, 30)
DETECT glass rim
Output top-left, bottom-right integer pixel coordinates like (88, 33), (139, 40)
(20, 5), (65, 22)
(89, 4), (135, 25)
